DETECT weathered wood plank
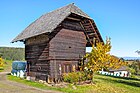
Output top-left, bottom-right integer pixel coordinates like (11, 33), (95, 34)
(49, 28), (86, 60)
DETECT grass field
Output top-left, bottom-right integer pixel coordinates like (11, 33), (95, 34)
(8, 74), (140, 93)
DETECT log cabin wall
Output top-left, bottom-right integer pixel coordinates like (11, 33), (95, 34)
(49, 18), (87, 80)
(25, 34), (50, 81)
(49, 28), (86, 59)
(49, 60), (79, 81)
(25, 18), (87, 82)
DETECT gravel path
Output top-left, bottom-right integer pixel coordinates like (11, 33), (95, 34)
(0, 72), (62, 93)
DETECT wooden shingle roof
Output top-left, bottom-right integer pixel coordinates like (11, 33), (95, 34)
(12, 3), (91, 42)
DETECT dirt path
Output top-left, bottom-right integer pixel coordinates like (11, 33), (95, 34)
(0, 72), (62, 93)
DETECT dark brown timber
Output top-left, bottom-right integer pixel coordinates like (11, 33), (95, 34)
(12, 4), (103, 82)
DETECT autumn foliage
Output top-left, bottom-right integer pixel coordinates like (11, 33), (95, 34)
(84, 38), (127, 73)
(0, 57), (4, 67)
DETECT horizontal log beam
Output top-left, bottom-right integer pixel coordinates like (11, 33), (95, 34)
(67, 17), (81, 21)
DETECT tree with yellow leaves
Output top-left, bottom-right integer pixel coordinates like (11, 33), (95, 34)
(84, 38), (127, 78)
(0, 54), (4, 68)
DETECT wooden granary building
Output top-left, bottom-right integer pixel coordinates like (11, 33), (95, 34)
(12, 3), (103, 82)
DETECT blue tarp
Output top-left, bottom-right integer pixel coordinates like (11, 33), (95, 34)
(12, 61), (27, 70)
(11, 61), (27, 78)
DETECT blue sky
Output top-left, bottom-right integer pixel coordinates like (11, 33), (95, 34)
(0, 0), (140, 57)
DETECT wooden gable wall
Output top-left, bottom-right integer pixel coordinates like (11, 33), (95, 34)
(48, 18), (87, 80)
(49, 28), (86, 59)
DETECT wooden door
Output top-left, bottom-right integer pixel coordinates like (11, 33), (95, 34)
(62, 64), (71, 73)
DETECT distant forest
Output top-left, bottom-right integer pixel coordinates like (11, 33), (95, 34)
(0, 47), (25, 61)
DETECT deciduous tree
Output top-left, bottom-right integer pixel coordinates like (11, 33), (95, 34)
(0, 55), (4, 67)
(83, 38), (127, 77)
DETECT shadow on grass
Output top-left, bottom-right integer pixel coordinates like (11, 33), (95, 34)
(7, 73), (11, 75)
(0, 67), (4, 72)
(96, 76), (140, 87)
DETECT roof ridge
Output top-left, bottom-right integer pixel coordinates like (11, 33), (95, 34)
(42, 3), (73, 16)
(69, 3), (75, 12)
(12, 3), (91, 42)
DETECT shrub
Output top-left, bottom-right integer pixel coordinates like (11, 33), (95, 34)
(0, 57), (4, 67)
(63, 72), (86, 83)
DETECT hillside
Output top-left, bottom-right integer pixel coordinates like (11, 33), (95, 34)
(123, 57), (140, 60)
(0, 47), (25, 61)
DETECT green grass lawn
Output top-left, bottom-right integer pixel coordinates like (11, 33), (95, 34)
(8, 74), (140, 93)
(92, 75), (140, 93)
